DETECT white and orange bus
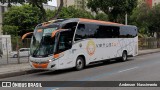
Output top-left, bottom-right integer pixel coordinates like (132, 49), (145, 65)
(22, 18), (138, 70)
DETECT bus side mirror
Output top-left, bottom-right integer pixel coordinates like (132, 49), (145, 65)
(21, 32), (33, 42)
(51, 29), (69, 38)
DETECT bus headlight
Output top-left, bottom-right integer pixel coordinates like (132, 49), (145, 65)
(48, 59), (52, 62)
(48, 58), (56, 62)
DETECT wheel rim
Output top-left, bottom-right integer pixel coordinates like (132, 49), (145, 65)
(77, 59), (83, 69)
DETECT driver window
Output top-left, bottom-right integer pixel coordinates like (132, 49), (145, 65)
(57, 31), (72, 53)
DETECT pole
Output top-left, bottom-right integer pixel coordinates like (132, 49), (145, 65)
(16, 31), (20, 64)
(27, 39), (29, 62)
(6, 38), (9, 64)
(125, 13), (128, 25)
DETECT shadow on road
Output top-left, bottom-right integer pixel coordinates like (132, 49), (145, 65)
(36, 58), (133, 76)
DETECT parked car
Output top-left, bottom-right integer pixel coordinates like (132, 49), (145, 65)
(10, 48), (30, 58)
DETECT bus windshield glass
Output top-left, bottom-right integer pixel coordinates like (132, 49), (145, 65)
(30, 24), (59, 57)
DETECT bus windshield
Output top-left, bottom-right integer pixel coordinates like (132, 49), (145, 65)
(30, 24), (59, 57)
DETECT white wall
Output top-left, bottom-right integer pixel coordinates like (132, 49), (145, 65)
(0, 35), (12, 55)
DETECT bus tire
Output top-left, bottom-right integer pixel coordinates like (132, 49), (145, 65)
(120, 51), (127, 62)
(75, 57), (85, 71)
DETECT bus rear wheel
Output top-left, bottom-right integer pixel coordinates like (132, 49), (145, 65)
(75, 57), (85, 71)
(120, 51), (127, 62)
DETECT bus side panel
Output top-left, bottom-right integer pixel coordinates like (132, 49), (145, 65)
(133, 36), (138, 56)
(59, 37), (138, 69)
(57, 40), (90, 69)
(71, 40), (91, 65)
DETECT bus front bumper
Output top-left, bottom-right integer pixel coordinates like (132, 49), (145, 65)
(29, 60), (58, 71)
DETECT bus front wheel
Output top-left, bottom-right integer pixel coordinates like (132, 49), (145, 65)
(75, 57), (85, 71)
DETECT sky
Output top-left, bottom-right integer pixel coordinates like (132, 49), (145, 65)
(48, 0), (57, 7)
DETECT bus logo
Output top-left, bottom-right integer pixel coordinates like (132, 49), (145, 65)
(86, 40), (96, 56)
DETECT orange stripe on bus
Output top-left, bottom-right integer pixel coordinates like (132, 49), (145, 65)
(53, 52), (64, 59)
(53, 53), (60, 59)
(79, 18), (123, 25)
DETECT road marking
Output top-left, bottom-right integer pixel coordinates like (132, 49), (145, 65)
(51, 88), (59, 90)
(118, 67), (138, 73)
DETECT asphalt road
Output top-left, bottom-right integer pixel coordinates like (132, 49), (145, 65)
(1, 52), (160, 90)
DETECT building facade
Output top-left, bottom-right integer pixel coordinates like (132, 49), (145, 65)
(145, 0), (160, 7)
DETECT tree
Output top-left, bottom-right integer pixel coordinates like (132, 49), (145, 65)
(95, 13), (108, 21)
(130, 3), (160, 37)
(87, 0), (138, 23)
(27, 0), (52, 21)
(51, 6), (94, 19)
(0, 0), (65, 21)
(3, 5), (43, 36)
(52, 0), (63, 19)
(0, 0), (53, 21)
(130, 3), (151, 36)
(2, 25), (18, 35)
(147, 4), (160, 37)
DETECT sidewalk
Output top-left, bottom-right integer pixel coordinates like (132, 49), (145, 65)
(0, 48), (160, 79)
(138, 48), (160, 55)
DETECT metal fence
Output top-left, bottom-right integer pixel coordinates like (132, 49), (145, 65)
(11, 37), (31, 51)
(0, 37), (31, 65)
(139, 38), (160, 50)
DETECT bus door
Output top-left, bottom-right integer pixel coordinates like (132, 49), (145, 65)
(56, 30), (74, 68)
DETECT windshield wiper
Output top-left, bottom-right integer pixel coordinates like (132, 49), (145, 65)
(32, 36), (43, 56)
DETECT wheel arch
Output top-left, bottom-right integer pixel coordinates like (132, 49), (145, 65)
(123, 50), (127, 55)
(76, 55), (86, 66)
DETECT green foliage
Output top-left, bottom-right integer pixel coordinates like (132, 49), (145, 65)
(3, 4), (43, 36)
(27, 0), (52, 21)
(87, 0), (138, 23)
(130, 3), (160, 37)
(147, 4), (160, 37)
(95, 13), (108, 21)
(2, 25), (18, 35)
(130, 3), (150, 36)
(3, 5), (94, 36)
(51, 6), (94, 19)
(0, 0), (52, 20)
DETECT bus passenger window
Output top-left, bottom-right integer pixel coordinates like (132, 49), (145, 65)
(75, 24), (86, 41)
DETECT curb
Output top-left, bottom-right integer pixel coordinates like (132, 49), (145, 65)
(138, 50), (160, 56)
(0, 50), (160, 79)
(0, 69), (44, 79)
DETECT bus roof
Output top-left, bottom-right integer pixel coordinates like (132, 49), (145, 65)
(79, 18), (124, 26)
(41, 18), (124, 27)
